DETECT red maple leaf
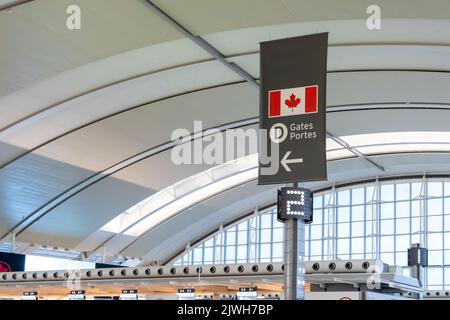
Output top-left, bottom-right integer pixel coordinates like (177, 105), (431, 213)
(285, 93), (301, 111)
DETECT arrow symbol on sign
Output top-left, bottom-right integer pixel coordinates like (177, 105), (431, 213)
(281, 151), (303, 172)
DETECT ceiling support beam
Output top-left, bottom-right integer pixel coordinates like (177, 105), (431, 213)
(326, 131), (385, 172)
(145, 0), (259, 88)
(0, 117), (258, 245)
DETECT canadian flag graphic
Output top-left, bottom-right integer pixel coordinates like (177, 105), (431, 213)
(268, 85), (318, 118)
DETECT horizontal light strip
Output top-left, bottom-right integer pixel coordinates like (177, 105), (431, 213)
(124, 168), (258, 237)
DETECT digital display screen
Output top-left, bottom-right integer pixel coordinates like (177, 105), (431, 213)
(277, 187), (313, 222)
(0, 252), (26, 272)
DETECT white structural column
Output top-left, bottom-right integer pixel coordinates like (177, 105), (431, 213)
(284, 216), (306, 300)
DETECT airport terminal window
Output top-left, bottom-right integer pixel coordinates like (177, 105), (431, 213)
(174, 178), (450, 289)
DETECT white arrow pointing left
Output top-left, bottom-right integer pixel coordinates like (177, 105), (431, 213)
(281, 151), (303, 172)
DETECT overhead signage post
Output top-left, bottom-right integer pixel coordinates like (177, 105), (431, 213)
(259, 33), (328, 300)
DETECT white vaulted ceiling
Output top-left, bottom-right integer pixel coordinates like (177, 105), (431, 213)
(1, 0), (450, 264)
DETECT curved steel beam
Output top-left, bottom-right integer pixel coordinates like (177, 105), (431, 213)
(144, 0), (258, 88)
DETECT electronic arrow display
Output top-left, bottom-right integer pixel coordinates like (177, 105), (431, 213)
(259, 33), (328, 184)
(277, 187), (313, 222)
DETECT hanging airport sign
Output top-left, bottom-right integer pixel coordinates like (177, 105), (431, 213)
(259, 33), (328, 184)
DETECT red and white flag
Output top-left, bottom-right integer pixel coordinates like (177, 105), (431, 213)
(268, 85), (318, 118)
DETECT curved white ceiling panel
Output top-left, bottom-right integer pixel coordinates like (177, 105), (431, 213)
(2, 70), (450, 169)
(17, 150), (214, 247)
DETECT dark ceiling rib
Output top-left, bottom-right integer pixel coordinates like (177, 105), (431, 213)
(0, 0), (33, 11)
(0, 59), (213, 137)
(74, 104), (450, 258)
(0, 80), (242, 171)
(120, 150), (450, 261)
(162, 171), (450, 265)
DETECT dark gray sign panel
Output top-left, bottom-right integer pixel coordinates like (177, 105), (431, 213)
(259, 33), (328, 184)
